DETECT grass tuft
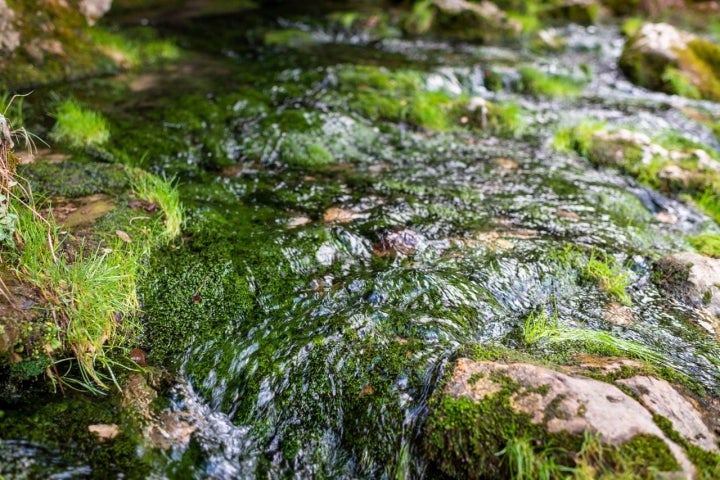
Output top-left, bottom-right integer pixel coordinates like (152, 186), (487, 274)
(522, 310), (663, 365)
(129, 169), (184, 241)
(50, 99), (110, 149)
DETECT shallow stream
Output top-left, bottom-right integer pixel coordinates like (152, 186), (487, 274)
(2, 3), (720, 478)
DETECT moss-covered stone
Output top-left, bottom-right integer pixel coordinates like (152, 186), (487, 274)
(424, 359), (690, 479)
(619, 22), (720, 102)
(404, 0), (523, 43)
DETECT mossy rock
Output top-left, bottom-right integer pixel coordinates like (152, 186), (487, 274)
(424, 359), (696, 478)
(619, 22), (720, 101)
(540, 0), (601, 26)
(404, 0), (522, 43)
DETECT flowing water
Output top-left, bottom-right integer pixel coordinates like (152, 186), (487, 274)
(3, 4), (720, 479)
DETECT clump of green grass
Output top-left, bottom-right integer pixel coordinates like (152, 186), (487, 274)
(518, 66), (587, 98)
(90, 27), (180, 68)
(522, 310), (662, 364)
(14, 203), (140, 392)
(687, 233), (720, 258)
(129, 169), (184, 241)
(584, 251), (633, 307)
(496, 436), (569, 480)
(50, 99), (110, 149)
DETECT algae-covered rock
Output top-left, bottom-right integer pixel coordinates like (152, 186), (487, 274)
(405, 0), (522, 43)
(424, 358), (699, 478)
(619, 22), (720, 101)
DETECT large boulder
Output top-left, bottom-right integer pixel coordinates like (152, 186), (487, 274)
(619, 22), (720, 101)
(405, 0), (522, 43)
(423, 358), (717, 478)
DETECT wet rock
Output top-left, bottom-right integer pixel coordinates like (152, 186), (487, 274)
(541, 0), (601, 26)
(373, 228), (423, 256)
(603, 301), (635, 326)
(88, 423), (120, 441)
(424, 358), (694, 479)
(323, 207), (368, 224)
(570, 353), (644, 374)
(656, 253), (720, 330)
(618, 376), (718, 452)
(147, 411), (197, 450)
(0, 1), (20, 53)
(619, 23), (720, 101)
(405, 0), (522, 43)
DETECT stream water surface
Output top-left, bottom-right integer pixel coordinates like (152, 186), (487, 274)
(2, 3), (720, 479)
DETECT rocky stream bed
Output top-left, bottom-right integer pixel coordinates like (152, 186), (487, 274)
(2, 1), (720, 478)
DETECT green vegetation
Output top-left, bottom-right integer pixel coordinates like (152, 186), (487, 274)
(14, 204), (141, 392)
(621, 17), (644, 38)
(89, 27), (180, 68)
(129, 169), (184, 240)
(522, 310), (662, 364)
(688, 233), (720, 258)
(496, 436), (568, 479)
(584, 251), (633, 306)
(554, 121), (720, 227)
(263, 29), (315, 47)
(336, 65), (527, 136)
(1, 99), (183, 392)
(50, 99), (110, 149)
(517, 66), (587, 98)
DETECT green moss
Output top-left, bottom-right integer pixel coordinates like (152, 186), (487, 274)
(404, 0), (435, 36)
(662, 67), (702, 99)
(621, 17), (644, 38)
(280, 137), (335, 168)
(0, 393), (152, 478)
(18, 160), (130, 198)
(518, 66), (587, 98)
(263, 29), (315, 48)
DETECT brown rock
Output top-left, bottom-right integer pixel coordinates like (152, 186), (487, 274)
(88, 423), (120, 441)
(618, 375), (718, 452)
(428, 358), (695, 478)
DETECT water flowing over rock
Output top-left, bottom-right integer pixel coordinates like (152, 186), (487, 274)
(619, 22), (720, 101)
(424, 358), (698, 478)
